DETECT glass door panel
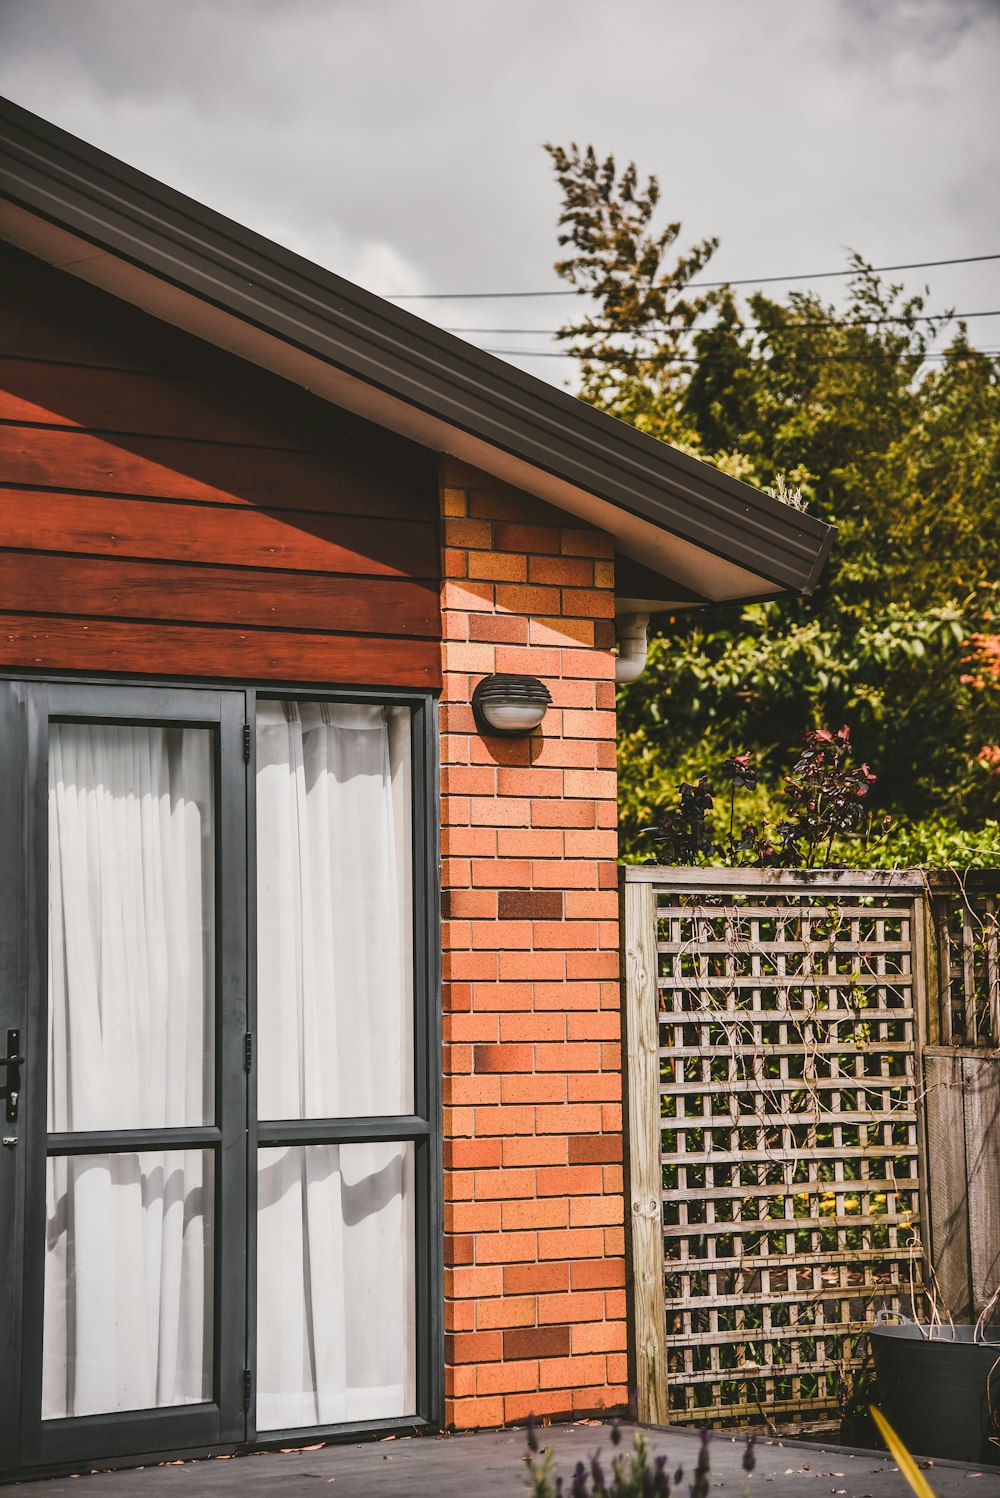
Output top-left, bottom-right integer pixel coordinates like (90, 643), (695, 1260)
(254, 698), (421, 1436)
(47, 723), (216, 1133)
(256, 1142), (415, 1430)
(44, 722), (217, 1421)
(43, 1149), (214, 1418)
(255, 701), (413, 1119)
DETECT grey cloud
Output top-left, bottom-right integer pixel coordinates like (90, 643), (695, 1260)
(839, 0), (1000, 61)
(0, 0), (996, 384)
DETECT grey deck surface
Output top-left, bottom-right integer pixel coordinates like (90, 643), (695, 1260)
(9, 1423), (996, 1497)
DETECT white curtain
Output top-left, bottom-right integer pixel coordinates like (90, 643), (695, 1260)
(44, 724), (215, 1419)
(255, 701), (415, 1430)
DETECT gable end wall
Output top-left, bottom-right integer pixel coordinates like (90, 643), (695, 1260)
(0, 242), (441, 688)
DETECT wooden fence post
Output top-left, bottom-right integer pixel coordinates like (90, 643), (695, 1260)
(622, 878), (669, 1425)
(961, 1055), (1000, 1315)
(922, 1048), (972, 1320)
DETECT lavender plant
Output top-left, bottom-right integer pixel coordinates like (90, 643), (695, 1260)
(523, 1419), (756, 1498)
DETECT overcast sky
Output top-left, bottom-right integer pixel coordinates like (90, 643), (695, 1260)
(0, 0), (997, 387)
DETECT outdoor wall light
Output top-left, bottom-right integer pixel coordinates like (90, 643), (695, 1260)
(472, 674), (552, 737)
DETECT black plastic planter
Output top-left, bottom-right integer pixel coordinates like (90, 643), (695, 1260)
(868, 1321), (1000, 1464)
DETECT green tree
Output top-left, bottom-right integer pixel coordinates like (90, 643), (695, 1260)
(546, 143), (1000, 862)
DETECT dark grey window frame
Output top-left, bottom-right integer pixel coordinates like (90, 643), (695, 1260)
(0, 673), (443, 1479)
(243, 684), (443, 1450)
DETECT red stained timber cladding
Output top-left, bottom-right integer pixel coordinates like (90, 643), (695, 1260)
(0, 426), (430, 521)
(0, 491), (437, 579)
(0, 244), (430, 463)
(0, 554), (439, 637)
(0, 355), (420, 456)
(0, 615), (440, 687)
(0, 242), (442, 687)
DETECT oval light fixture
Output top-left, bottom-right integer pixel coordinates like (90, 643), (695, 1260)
(472, 673), (552, 737)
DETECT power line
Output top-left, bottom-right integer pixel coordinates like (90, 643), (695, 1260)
(480, 346), (1000, 363)
(386, 251), (1000, 301)
(445, 308), (1000, 336)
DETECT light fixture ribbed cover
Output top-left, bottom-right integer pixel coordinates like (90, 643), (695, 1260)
(471, 673), (552, 736)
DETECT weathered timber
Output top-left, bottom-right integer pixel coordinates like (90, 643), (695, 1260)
(962, 1054), (1000, 1315)
(923, 1048), (973, 1320)
(622, 878), (668, 1426)
(636, 867), (927, 1430)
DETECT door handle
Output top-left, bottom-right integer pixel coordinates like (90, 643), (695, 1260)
(0, 1030), (23, 1124)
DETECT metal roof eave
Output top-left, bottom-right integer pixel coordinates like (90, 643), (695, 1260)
(0, 97), (835, 604)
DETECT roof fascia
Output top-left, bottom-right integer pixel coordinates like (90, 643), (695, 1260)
(0, 99), (835, 604)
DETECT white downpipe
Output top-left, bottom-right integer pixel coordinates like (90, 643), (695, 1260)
(615, 612), (650, 684)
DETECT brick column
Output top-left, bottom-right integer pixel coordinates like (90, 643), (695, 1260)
(439, 458), (627, 1429)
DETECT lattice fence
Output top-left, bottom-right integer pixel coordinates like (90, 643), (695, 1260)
(928, 874), (1000, 1048)
(623, 868), (932, 1434)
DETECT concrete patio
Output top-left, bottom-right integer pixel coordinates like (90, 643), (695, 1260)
(11, 1423), (995, 1497)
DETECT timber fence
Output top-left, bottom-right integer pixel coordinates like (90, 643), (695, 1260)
(621, 867), (1000, 1434)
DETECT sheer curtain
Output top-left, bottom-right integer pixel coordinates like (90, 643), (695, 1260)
(255, 701), (415, 1430)
(44, 724), (215, 1419)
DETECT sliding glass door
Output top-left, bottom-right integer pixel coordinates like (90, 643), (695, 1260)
(0, 681), (439, 1476)
(252, 700), (418, 1433)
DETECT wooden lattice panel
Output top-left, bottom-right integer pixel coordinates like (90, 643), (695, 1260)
(930, 879), (1000, 1048)
(651, 872), (926, 1430)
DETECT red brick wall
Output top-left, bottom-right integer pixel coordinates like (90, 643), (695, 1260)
(439, 458), (627, 1429)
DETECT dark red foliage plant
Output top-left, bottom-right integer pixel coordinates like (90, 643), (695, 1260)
(652, 726), (891, 868)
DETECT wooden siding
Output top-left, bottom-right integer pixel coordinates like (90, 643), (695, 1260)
(0, 243), (441, 689)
